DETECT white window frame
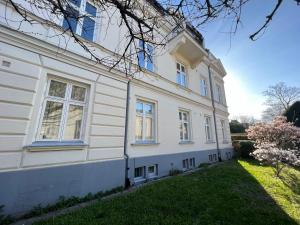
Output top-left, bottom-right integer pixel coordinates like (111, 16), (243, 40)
(135, 100), (156, 143)
(189, 158), (195, 168)
(204, 116), (213, 142)
(215, 84), (222, 103)
(138, 40), (154, 72)
(179, 110), (191, 142)
(182, 158), (189, 170)
(147, 165), (158, 178)
(134, 166), (145, 182)
(221, 120), (227, 141)
(176, 62), (187, 87)
(36, 77), (88, 142)
(61, 0), (98, 41)
(200, 78), (208, 97)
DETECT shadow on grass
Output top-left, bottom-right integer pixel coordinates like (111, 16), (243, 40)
(33, 160), (299, 225)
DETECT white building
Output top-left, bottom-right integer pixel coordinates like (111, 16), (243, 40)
(0, 0), (232, 215)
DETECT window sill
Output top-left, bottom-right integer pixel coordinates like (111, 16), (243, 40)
(179, 141), (194, 145)
(205, 140), (216, 144)
(176, 84), (191, 92)
(134, 177), (146, 184)
(23, 141), (88, 152)
(131, 141), (160, 146)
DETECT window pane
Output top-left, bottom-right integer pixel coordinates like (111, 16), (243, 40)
(40, 101), (63, 139)
(179, 122), (183, 140)
(138, 40), (145, 68)
(179, 111), (182, 120)
(145, 117), (153, 140)
(85, 2), (96, 16)
(64, 105), (83, 140)
(183, 123), (189, 140)
(146, 44), (153, 71)
(181, 65), (185, 72)
(144, 104), (153, 114)
(183, 112), (188, 121)
(69, 0), (81, 7)
(135, 167), (144, 178)
(182, 74), (186, 86)
(62, 6), (79, 33)
(48, 80), (67, 98)
(71, 85), (86, 101)
(148, 166), (155, 173)
(135, 116), (143, 140)
(136, 102), (143, 113)
(81, 17), (95, 41)
(176, 72), (181, 84)
(177, 63), (180, 70)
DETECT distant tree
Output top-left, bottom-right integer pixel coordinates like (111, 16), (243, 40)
(229, 120), (245, 133)
(284, 101), (300, 127)
(262, 82), (300, 121)
(247, 116), (300, 177)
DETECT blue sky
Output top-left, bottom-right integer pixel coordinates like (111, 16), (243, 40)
(199, 0), (300, 119)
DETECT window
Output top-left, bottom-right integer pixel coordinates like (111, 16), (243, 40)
(204, 116), (213, 142)
(182, 159), (189, 170)
(138, 40), (154, 71)
(189, 158), (195, 168)
(221, 120), (227, 141)
(148, 165), (157, 178)
(226, 152), (232, 160)
(134, 167), (145, 180)
(176, 62), (187, 87)
(215, 84), (222, 103)
(209, 154), (217, 162)
(62, 0), (97, 41)
(135, 100), (155, 142)
(213, 154), (217, 161)
(38, 79), (87, 141)
(179, 111), (190, 141)
(200, 79), (208, 97)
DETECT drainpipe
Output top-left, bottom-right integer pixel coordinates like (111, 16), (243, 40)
(207, 51), (222, 162)
(124, 79), (131, 188)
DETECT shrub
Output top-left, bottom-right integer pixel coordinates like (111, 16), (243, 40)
(231, 134), (248, 141)
(247, 116), (300, 177)
(0, 205), (14, 225)
(233, 140), (255, 159)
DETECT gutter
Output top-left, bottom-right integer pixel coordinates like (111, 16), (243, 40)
(124, 79), (131, 188)
(207, 51), (222, 162)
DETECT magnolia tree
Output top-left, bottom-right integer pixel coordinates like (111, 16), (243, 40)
(247, 116), (300, 177)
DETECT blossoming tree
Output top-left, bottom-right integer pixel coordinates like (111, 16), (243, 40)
(247, 116), (300, 177)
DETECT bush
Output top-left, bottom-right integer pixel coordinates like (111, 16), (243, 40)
(233, 140), (255, 159)
(231, 134), (248, 141)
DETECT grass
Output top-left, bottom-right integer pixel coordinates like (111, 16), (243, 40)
(34, 160), (300, 225)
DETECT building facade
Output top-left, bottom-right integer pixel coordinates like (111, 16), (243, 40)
(0, 0), (232, 215)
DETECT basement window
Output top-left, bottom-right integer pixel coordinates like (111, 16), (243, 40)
(134, 167), (145, 182)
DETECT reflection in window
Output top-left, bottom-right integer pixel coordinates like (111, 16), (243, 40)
(39, 78), (88, 141)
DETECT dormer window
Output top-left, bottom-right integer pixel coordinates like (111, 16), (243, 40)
(138, 40), (154, 72)
(176, 62), (187, 87)
(62, 0), (97, 42)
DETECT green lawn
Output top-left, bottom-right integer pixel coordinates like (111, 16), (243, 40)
(34, 160), (300, 225)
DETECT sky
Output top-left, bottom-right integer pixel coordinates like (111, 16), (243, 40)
(199, 0), (300, 120)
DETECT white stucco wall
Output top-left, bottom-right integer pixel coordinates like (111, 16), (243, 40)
(0, 0), (231, 172)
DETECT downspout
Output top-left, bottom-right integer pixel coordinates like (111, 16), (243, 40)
(124, 79), (131, 188)
(207, 51), (222, 162)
